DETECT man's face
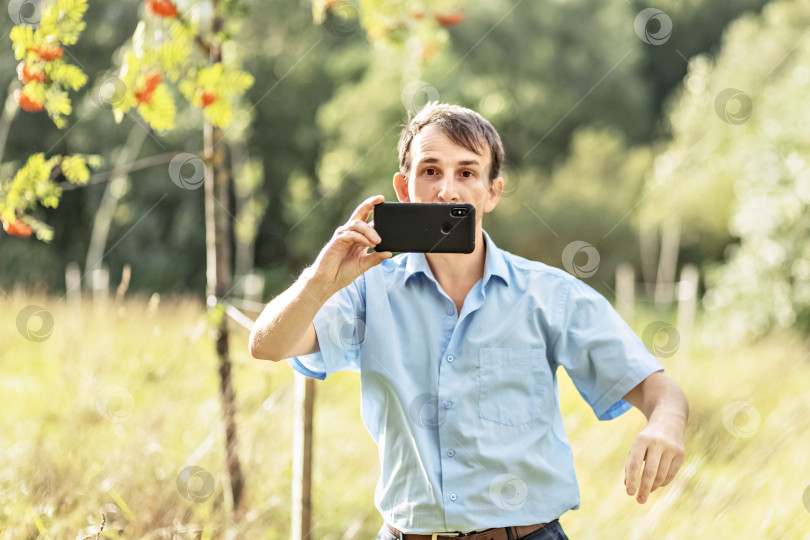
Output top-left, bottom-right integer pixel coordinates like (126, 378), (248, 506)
(393, 124), (503, 227)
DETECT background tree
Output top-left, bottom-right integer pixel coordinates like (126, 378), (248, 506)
(643, 0), (810, 342)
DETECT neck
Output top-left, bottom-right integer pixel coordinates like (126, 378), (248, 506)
(425, 226), (486, 288)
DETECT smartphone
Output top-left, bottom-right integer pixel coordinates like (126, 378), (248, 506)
(372, 202), (475, 254)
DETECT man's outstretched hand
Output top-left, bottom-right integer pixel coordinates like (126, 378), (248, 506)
(624, 416), (685, 504)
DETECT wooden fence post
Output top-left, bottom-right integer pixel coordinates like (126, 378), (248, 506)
(91, 266), (109, 303)
(676, 264), (699, 363)
(115, 264), (131, 304)
(615, 262), (635, 325)
(65, 261), (81, 307)
(654, 217), (681, 311)
(292, 372), (315, 540)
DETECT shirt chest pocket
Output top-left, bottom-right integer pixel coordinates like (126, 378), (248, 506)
(478, 347), (551, 426)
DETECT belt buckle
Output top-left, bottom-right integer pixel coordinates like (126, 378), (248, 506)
(431, 533), (461, 540)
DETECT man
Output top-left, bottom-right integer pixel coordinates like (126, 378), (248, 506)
(249, 103), (688, 539)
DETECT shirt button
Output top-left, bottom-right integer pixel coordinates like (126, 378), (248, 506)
(447, 449), (455, 457)
(449, 493), (457, 501)
(444, 401), (453, 409)
(446, 355), (454, 363)
(446, 308), (454, 315)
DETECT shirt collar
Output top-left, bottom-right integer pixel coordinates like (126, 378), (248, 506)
(403, 229), (509, 288)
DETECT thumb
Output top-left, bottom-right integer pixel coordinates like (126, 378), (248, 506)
(360, 250), (392, 272)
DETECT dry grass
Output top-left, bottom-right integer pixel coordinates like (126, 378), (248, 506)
(1, 290), (808, 539)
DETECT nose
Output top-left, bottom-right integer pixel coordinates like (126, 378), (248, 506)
(437, 177), (460, 202)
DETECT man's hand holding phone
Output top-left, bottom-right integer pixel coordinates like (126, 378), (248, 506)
(304, 195), (393, 298)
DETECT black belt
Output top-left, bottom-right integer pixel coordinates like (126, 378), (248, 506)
(385, 519), (559, 540)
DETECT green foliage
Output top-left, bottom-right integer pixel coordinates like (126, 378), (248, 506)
(48, 62), (87, 91)
(9, 26), (36, 59)
(0, 0), (795, 313)
(0, 153), (101, 241)
(137, 83), (176, 131)
(45, 0), (89, 45)
(644, 0), (810, 342)
(60, 155), (94, 184)
(302, 0), (657, 291)
(111, 11), (253, 131)
(179, 63), (254, 127)
(9, 0), (89, 127)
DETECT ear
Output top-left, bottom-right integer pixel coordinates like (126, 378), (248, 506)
(393, 172), (410, 202)
(483, 176), (504, 213)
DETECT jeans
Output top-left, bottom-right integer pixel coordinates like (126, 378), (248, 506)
(374, 519), (570, 540)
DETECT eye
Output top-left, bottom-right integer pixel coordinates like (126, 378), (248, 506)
(425, 168), (436, 175)
(461, 170), (474, 178)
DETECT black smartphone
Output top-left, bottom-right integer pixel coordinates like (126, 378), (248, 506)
(372, 202), (475, 254)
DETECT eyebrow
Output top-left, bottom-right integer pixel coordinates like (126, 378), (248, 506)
(417, 157), (482, 168)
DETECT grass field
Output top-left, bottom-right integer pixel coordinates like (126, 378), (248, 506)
(1, 290), (809, 539)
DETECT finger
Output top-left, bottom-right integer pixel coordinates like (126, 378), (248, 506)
(636, 446), (663, 503)
(342, 219), (382, 244)
(650, 452), (674, 492)
(350, 195), (385, 223)
(661, 453), (684, 487)
(625, 440), (646, 496)
(335, 230), (375, 249)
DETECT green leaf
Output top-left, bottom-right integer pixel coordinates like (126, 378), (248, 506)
(48, 62), (88, 91)
(138, 84), (176, 131)
(10, 26), (35, 59)
(60, 156), (90, 184)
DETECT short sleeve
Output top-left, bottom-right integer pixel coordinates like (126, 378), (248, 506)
(552, 278), (664, 421)
(286, 274), (367, 380)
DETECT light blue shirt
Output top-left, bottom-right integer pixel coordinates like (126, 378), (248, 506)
(288, 230), (664, 534)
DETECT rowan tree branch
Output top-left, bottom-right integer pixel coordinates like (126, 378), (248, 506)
(58, 151), (200, 190)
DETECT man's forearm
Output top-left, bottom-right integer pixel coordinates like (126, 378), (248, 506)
(625, 372), (689, 427)
(248, 268), (335, 361)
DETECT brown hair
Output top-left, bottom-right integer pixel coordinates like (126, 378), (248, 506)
(397, 102), (505, 184)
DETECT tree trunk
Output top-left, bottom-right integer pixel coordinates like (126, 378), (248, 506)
(205, 3), (244, 513)
(84, 124), (148, 290)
